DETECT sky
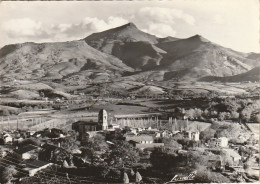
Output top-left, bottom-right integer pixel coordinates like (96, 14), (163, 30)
(0, 0), (259, 53)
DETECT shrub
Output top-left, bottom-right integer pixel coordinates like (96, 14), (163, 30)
(194, 166), (230, 183)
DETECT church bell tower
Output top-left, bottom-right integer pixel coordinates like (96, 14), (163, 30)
(98, 109), (108, 130)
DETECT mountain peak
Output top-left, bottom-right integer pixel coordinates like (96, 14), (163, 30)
(123, 22), (137, 28)
(115, 22), (138, 32)
(84, 22), (158, 46)
(190, 34), (210, 42)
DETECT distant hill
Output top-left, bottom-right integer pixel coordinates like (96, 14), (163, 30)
(199, 66), (260, 82)
(0, 40), (133, 81)
(246, 52), (260, 60)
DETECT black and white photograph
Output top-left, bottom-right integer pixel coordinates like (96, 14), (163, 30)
(0, 0), (259, 183)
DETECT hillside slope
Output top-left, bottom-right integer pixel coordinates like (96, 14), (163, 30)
(0, 40), (133, 81)
(156, 35), (258, 80)
(199, 66), (260, 82)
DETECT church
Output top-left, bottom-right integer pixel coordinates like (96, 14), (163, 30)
(72, 109), (108, 140)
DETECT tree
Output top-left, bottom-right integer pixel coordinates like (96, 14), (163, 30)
(194, 166), (230, 183)
(252, 113), (260, 123)
(218, 112), (227, 121)
(200, 129), (216, 142)
(163, 137), (182, 150)
(81, 134), (108, 165)
(172, 133), (184, 140)
(123, 172), (129, 184)
(63, 160), (69, 168)
(107, 140), (140, 168)
(59, 131), (79, 152)
(240, 108), (252, 122)
(150, 148), (181, 173)
(82, 134), (108, 152)
(135, 171), (142, 183)
(185, 109), (196, 120)
(1, 165), (17, 184)
(130, 168), (135, 176)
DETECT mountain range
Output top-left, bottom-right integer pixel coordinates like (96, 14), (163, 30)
(0, 22), (259, 84)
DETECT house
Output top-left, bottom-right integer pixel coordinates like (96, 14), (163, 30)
(223, 148), (242, 164)
(125, 135), (154, 144)
(15, 144), (40, 160)
(3, 134), (13, 144)
(108, 124), (120, 129)
(135, 143), (164, 150)
(160, 130), (173, 138)
(183, 131), (200, 141)
(22, 160), (53, 176)
(125, 134), (164, 149)
(130, 128), (138, 135)
(209, 137), (229, 148)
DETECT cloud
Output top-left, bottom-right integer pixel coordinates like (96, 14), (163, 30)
(63, 16), (128, 38)
(133, 7), (195, 38)
(0, 7), (195, 45)
(2, 18), (47, 38)
(0, 16), (129, 44)
(142, 24), (176, 37)
(137, 7), (195, 26)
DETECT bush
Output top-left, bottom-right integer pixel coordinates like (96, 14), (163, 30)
(194, 166), (230, 183)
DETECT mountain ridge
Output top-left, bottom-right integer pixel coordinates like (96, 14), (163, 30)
(0, 22), (259, 83)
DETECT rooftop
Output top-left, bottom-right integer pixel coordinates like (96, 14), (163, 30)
(125, 135), (154, 142)
(16, 144), (39, 154)
(135, 143), (164, 149)
(22, 160), (52, 168)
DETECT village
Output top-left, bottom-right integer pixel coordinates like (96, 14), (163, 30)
(0, 109), (259, 183)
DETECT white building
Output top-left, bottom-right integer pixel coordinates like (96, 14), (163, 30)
(209, 137), (229, 147)
(125, 135), (154, 144)
(3, 134), (13, 144)
(183, 131), (200, 141)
